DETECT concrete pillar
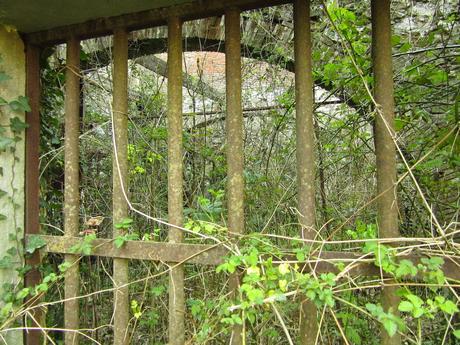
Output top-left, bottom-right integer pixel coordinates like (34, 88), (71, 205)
(0, 25), (26, 345)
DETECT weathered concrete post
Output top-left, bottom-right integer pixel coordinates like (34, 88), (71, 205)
(0, 26), (26, 345)
(112, 28), (130, 345)
(293, 1), (318, 343)
(167, 15), (186, 345)
(63, 36), (81, 345)
(371, 1), (401, 345)
(225, 7), (244, 345)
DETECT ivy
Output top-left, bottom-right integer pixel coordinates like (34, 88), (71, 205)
(25, 235), (46, 254)
(366, 303), (405, 337)
(70, 233), (97, 255)
(114, 217), (139, 248)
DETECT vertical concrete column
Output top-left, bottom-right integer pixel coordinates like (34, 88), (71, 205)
(225, 7), (244, 345)
(63, 36), (81, 345)
(167, 15), (185, 345)
(371, 2), (400, 345)
(294, 1), (318, 344)
(0, 25), (26, 345)
(112, 28), (129, 345)
(24, 41), (42, 345)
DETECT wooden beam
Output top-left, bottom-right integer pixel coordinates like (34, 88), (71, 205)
(112, 28), (130, 345)
(23, 0), (291, 46)
(167, 15), (186, 345)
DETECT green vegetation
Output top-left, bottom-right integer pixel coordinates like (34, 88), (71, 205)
(0, 0), (459, 344)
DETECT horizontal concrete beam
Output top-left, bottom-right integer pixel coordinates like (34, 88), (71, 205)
(24, 0), (290, 46)
(31, 235), (227, 265)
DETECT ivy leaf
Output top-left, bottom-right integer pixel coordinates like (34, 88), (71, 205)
(6, 247), (17, 257)
(9, 96), (31, 112)
(0, 255), (12, 268)
(0, 72), (11, 82)
(26, 235), (46, 254)
(9, 116), (29, 133)
(0, 136), (15, 151)
(15, 288), (30, 300)
(0, 189), (7, 199)
(0, 97), (8, 105)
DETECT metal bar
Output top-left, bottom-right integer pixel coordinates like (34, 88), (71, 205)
(167, 15), (185, 345)
(23, 0), (291, 46)
(293, 1), (318, 344)
(63, 36), (81, 345)
(225, 7), (244, 345)
(371, 2), (400, 345)
(24, 42), (42, 345)
(112, 28), (129, 345)
(27, 235), (460, 280)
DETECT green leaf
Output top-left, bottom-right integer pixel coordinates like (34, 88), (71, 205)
(394, 118), (406, 132)
(58, 261), (71, 273)
(0, 189), (7, 199)
(398, 301), (413, 312)
(383, 319), (397, 337)
(453, 330), (460, 339)
(6, 247), (17, 257)
(0, 72), (11, 82)
(0, 136), (15, 151)
(26, 235), (46, 254)
(395, 259), (417, 278)
(231, 314), (243, 325)
(0, 97), (8, 105)
(114, 236), (126, 249)
(35, 282), (48, 294)
(0, 255), (12, 268)
(246, 288), (264, 304)
(150, 285), (165, 297)
(412, 307), (424, 318)
(115, 217), (133, 229)
(8, 96), (31, 112)
(438, 299), (459, 315)
(9, 116), (29, 133)
(15, 287), (30, 300)
(406, 294), (423, 308)
(346, 326), (362, 345)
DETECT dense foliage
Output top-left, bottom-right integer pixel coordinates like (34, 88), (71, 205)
(0, 1), (459, 344)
